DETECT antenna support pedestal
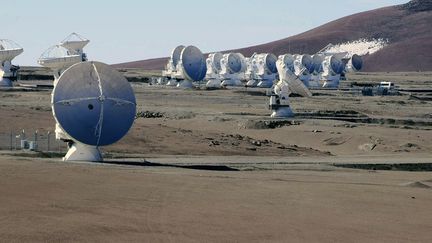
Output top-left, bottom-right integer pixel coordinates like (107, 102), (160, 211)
(206, 79), (222, 88)
(0, 77), (12, 87)
(64, 142), (102, 162)
(177, 80), (193, 89)
(270, 106), (294, 118)
(269, 96), (294, 118)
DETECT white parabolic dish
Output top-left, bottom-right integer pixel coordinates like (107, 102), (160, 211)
(60, 32), (90, 53)
(37, 45), (82, 70)
(0, 39), (23, 61)
(52, 61), (136, 146)
(180, 45), (207, 81)
(171, 45), (185, 68)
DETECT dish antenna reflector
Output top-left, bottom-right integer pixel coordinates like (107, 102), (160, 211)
(178, 45), (207, 85)
(293, 54), (314, 87)
(294, 54), (314, 73)
(0, 39), (23, 87)
(52, 61), (136, 161)
(311, 54), (324, 74)
(255, 53), (278, 88)
(220, 53), (246, 87)
(308, 54), (326, 87)
(163, 45), (185, 86)
(280, 54), (295, 72)
(346, 54), (363, 72)
(38, 45), (83, 81)
(205, 52), (223, 88)
(224, 53), (243, 73)
(163, 45), (206, 88)
(60, 32), (90, 55)
(322, 55), (344, 88)
(38, 33), (89, 82)
(171, 45), (185, 68)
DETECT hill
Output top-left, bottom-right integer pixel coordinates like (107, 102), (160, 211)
(113, 0), (432, 72)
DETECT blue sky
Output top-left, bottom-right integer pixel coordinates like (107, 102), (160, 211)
(1, 0), (407, 65)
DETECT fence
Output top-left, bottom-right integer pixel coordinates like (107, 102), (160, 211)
(0, 130), (68, 153)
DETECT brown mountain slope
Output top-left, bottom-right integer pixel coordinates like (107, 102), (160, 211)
(114, 0), (432, 72)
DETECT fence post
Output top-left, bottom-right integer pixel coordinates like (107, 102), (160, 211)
(10, 132), (13, 150)
(47, 131), (51, 152)
(34, 130), (38, 151)
(14, 133), (17, 150)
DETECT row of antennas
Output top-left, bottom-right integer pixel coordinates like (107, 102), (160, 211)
(0, 33), (90, 87)
(162, 45), (363, 89)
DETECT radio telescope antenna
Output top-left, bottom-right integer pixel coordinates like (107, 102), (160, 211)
(220, 53), (246, 87)
(52, 61), (136, 161)
(38, 45), (83, 83)
(322, 55), (344, 88)
(163, 45), (185, 86)
(176, 45), (207, 88)
(38, 33), (89, 83)
(0, 39), (24, 87)
(269, 54), (312, 118)
(293, 54), (314, 87)
(256, 53), (278, 88)
(309, 54), (325, 87)
(205, 52), (223, 88)
(60, 32), (89, 56)
(345, 54), (363, 72)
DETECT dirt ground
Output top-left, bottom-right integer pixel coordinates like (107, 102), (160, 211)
(0, 71), (432, 242)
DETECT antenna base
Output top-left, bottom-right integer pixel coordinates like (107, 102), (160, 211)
(270, 107), (294, 118)
(322, 75), (341, 88)
(166, 80), (178, 86)
(221, 79), (242, 87)
(177, 80), (193, 89)
(246, 80), (259, 87)
(257, 80), (274, 88)
(63, 142), (102, 162)
(0, 77), (12, 87)
(206, 79), (222, 88)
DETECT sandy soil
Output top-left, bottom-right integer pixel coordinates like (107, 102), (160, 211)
(0, 72), (432, 242)
(1, 156), (432, 242)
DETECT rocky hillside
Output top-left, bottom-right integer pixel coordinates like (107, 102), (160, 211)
(114, 0), (432, 72)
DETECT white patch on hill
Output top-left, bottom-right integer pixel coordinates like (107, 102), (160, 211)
(323, 38), (388, 57)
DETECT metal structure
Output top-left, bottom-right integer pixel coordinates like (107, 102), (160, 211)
(309, 54), (325, 87)
(163, 45), (185, 86)
(52, 61), (136, 161)
(220, 53), (246, 87)
(163, 45), (206, 88)
(38, 33), (89, 83)
(0, 39), (23, 87)
(177, 45), (207, 88)
(251, 53), (278, 88)
(312, 46), (364, 88)
(345, 54), (363, 73)
(321, 55), (345, 88)
(205, 52), (223, 88)
(38, 45), (83, 83)
(269, 54), (312, 118)
(60, 32), (89, 56)
(293, 54), (314, 87)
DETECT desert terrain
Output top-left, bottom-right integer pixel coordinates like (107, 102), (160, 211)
(0, 71), (432, 242)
